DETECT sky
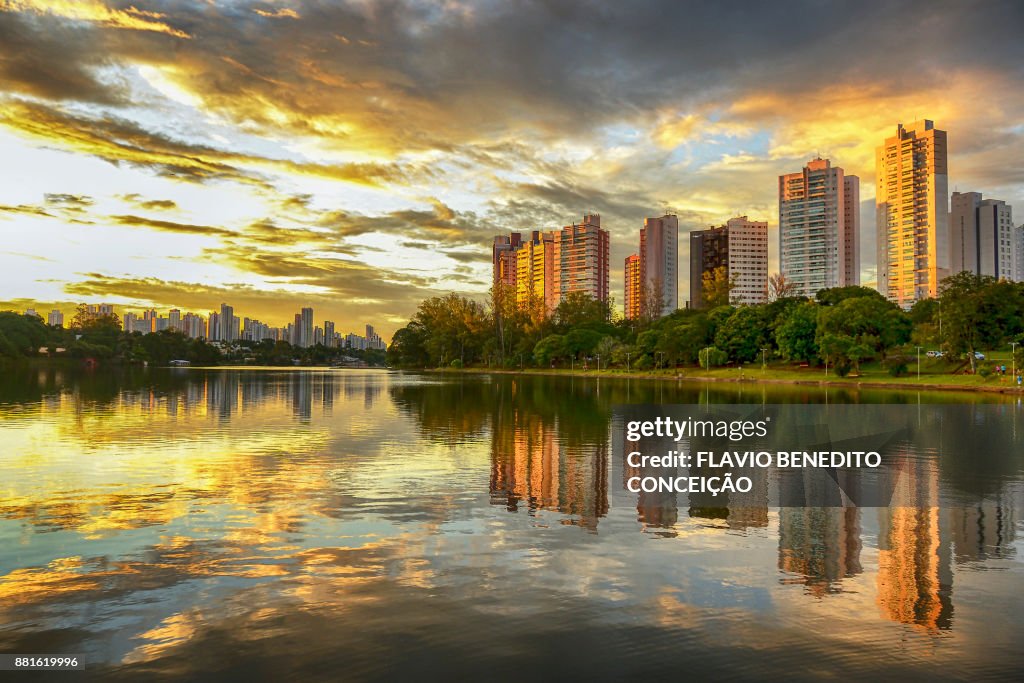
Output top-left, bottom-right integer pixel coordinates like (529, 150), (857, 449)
(1, 0), (1023, 338)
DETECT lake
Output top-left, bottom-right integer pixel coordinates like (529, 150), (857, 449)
(1, 367), (1022, 681)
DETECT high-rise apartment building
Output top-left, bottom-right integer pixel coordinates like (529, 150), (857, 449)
(47, 309), (63, 327)
(168, 309), (181, 332)
(639, 214), (678, 315)
(208, 311), (221, 340)
(219, 303), (236, 342)
(876, 120), (949, 306)
(689, 216), (769, 308)
(553, 214), (610, 305)
(779, 158), (860, 297)
(492, 233), (522, 291)
(623, 254), (641, 320)
(502, 214), (609, 316)
(324, 321), (335, 348)
(1016, 224), (1024, 282)
(950, 192), (1016, 280)
(515, 230), (556, 313)
(300, 307), (314, 348)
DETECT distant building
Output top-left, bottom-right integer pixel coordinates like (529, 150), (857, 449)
(639, 214), (679, 315)
(516, 230), (556, 313)
(324, 320), (336, 347)
(876, 120), (949, 306)
(24, 308), (40, 318)
(492, 232), (522, 291)
(950, 192), (1016, 280)
(219, 303), (237, 342)
(689, 216), (768, 308)
(208, 311), (221, 340)
(554, 214), (610, 305)
(623, 254), (641, 320)
(300, 307), (313, 348)
(47, 309), (63, 327)
(779, 158), (860, 297)
(1017, 225), (1024, 282)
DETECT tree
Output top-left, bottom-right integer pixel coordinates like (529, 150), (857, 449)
(815, 294), (909, 374)
(775, 301), (819, 361)
(816, 286), (885, 307)
(698, 346), (728, 368)
(939, 272), (1024, 372)
(767, 272), (800, 302)
(564, 328), (603, 360)
(714, 306), (769, 363)
(0, 312), (50, 357)
(640, 277), (667, 321)
(554, 291), (610, 330)
(701, 266), (735, 309)
(533, 334), (567, 366)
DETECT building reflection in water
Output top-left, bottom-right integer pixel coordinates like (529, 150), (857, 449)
(876, 458), (953, 631)
(489, 415), (609, 531)
(487, 413), (606, 532)
(778, 507), (862, 596)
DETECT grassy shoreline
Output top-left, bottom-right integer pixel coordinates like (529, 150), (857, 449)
(427, 364), (1024, 395)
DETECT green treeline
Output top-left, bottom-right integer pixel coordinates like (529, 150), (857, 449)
(0, 305), (386, 367)
(387, 272), (1024, 377)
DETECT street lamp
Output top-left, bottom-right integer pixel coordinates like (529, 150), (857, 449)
(626, 352), (631, 372)
(703, 346), (711, 371)
(1012, 341), (1018, 381)
(596, 354), (601, 372)
(916, 345), (923, 380)
(760, 347), (768, 373)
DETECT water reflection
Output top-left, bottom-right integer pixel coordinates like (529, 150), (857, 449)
(1, 368), (1023, 679)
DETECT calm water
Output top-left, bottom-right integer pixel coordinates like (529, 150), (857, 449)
(1, 367), (1023, 681)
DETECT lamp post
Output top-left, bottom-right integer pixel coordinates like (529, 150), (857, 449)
(596, 354), (602, 372)
(703, 346), (711, 371)
(916, 346), (922, 380)
(1012, 341), (1018, 381)
(626, 352), (631, 372)
(761, 347), (767, 373)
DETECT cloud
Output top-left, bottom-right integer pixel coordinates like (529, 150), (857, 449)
(3, 0), (190, 38)
(0, 98), (415, 189)
(2, 0), (1023, 328)
(109, 214), (238, 238)
(119, 193), (178, 211)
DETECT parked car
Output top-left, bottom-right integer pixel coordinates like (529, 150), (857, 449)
(974, 351), (986, 360)
(926, 350), (943, 358)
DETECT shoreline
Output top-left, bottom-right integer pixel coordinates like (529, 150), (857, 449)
(424, 366), (1024, 396)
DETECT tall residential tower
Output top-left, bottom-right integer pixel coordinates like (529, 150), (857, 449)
(876, 120), (949, 306)
(689, 216), (769, 308)
(950, 192), (1016, 280)
(779, 158), (860, 297)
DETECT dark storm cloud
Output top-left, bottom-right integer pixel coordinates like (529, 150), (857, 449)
(4, 0), (1022, 150)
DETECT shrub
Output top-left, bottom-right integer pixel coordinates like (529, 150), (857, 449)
(698, 346), (728, 368)
(883, 355), (910, 377)
(450, 359), (463, 369)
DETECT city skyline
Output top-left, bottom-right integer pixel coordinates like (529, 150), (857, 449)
(2, 1), (1024, 336)
(28, 301), (386, 349)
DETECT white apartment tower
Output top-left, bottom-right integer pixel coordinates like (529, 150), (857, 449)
(779, 158), (861, 297)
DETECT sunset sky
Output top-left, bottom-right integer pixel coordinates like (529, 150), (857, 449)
(2, 0), (1023, 337)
